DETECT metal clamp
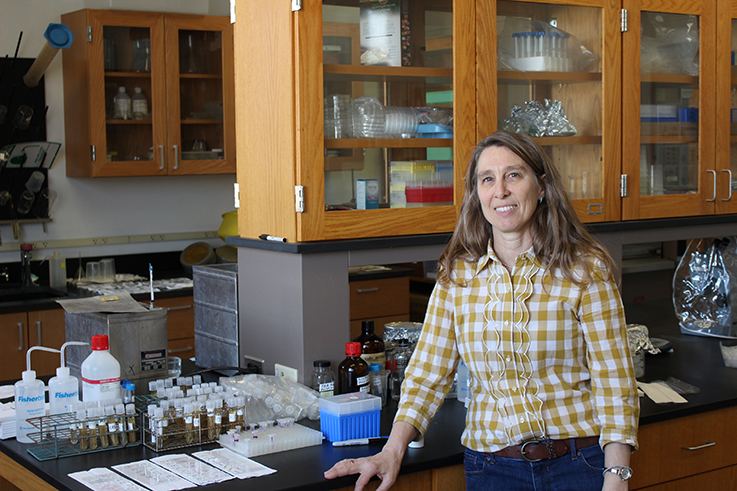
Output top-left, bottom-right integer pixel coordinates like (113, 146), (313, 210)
(520, 440), (543, 462)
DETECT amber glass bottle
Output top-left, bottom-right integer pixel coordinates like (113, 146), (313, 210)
(353, 320), (386, 367)
(338, 342), (369, 394)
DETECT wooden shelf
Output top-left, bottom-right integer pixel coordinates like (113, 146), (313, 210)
(323, 64), (452, 83)
(533, 135), (602, 146)
(325, 138), (453, 149)
(179, 73), (222, 79)
(181, 119), (223, 124)
(641, 135), (698, 144)
(641, 73), (698, 84)
(105, 71), (152, 78)
(497, 70), (602, 82)
(105, 119), (152, 125)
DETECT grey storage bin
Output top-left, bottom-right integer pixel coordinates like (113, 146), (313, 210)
(193, 263), (240, 375)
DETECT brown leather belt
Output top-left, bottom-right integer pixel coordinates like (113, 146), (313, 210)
(493, 436), (600, 462)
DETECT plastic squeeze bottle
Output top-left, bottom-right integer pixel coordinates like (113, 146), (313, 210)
(15, 346), (61, 443)
(49, 341), (89, 414)
(81, 335), (121, 403)
(48, 251), (67, 289)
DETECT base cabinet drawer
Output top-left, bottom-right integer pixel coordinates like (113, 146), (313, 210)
(631, 406), (737, 489)
(632, 464), (737, 490)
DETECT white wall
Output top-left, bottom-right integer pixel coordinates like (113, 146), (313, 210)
(0, 0), (234, 264)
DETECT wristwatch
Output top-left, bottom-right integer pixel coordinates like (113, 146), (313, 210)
(603, 465), (633, 481)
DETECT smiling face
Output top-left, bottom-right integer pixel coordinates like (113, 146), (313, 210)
(476, 145), (544, 248)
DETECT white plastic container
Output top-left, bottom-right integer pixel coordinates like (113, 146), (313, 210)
(82, 335), (121, 403)
(48, 251), (66, 289)
(15, 370), (45, 443)
(132, 87), (148, 119)
(15, 346), (61, 443)
(49, 341), (89, 414)
(114, 86), (131, 120)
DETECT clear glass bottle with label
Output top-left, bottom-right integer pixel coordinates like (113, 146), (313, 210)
(312, 360), (335, 398)
(338, 342), (369, 395)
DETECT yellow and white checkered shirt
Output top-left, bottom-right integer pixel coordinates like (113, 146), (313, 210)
(394, 245), (639, 452)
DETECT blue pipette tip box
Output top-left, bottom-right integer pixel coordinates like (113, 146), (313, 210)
(319, 392), (381, 442)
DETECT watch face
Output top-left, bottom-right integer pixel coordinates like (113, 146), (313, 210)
(619, 467), (633, 480)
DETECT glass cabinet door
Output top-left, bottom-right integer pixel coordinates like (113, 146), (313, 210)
(622, 0), (716, 219)
(164, 15), (235, 175)
(486, 0), (620, 223)
(716, 2), (737, 212)
(92, 12), (167, 176)
(321, 1), (454, 212)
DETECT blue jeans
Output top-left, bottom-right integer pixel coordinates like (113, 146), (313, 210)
(464, 439), (605, 491)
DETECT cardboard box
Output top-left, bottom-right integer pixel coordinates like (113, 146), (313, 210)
(357, 179), (379, 209)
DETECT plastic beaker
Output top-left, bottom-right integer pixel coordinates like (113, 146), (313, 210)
(16, 190), (34, 215)
(25, 171), (45, 193)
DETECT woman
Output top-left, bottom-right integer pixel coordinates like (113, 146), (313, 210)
(325, 131), (639, 491)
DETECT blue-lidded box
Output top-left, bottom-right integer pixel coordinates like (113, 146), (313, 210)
(319, 392), (381, 442)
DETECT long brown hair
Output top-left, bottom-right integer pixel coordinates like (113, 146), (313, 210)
(437, 131), (614, 286)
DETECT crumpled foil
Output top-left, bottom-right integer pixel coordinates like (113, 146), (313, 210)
(626, 323), (661, 355)
(500, 99), (577, 137)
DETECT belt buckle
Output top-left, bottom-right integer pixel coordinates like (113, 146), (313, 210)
(520, 440), (543, 462)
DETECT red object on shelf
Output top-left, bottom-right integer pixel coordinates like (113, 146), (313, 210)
(405, 184), (453, 203)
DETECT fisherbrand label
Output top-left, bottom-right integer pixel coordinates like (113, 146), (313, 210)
(54, 391), (79, 399)
(18, 394), (44, 403)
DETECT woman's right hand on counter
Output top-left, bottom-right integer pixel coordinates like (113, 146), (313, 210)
(324, 421), (419, 491)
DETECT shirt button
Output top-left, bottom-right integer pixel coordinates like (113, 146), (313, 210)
(519, 417), (525, 423)
(504, 321), (510, 327)
(505, 355), (511, 363)
(512, 387), (517, 392)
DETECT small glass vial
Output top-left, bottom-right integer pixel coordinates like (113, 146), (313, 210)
(368, 363), (386, 406)
(115, 403), (127, 445)
(206, 400), (218, 440)
(389, 359), (402, 402)
(312, 360), (335, 398)
(71, 406), (84, 446)
(87, 407), (99, 450)
(226, 397), (237, 432)
(104, 405), (116, 447)
(77, 408), (89, 450)
(148, 381), (158, 398)
(393, 338), (412, 384)
(184, 403), (195, 443)
(154, 407), (168, 448)
(147, 404), (157, 444)
(235, 396), (246, 428)
(125, 403), (138, 443)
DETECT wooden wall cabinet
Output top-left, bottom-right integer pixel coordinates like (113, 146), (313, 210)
(61, 9), (235, 178)
(234, 0), (476, 242)
(0, 309), (66, 379)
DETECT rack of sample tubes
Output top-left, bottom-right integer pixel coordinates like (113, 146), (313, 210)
(25, 402), (140, 461)
(219, 418), (324, 458)
(138, 377), (247, 453)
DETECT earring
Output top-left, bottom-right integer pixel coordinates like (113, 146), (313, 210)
(539, 196), (544, 204)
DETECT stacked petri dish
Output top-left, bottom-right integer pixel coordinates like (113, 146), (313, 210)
(384, 107), (419, 137)
(324, 94), (353, 138)
(352, 96), (386, 138)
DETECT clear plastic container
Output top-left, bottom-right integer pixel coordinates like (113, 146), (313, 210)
(48, 251), (67, 289)
(15, 370), (45, 443)
(311, 360), (335, 398)
(82, 335), (121, 403)
(132, 87), (148, 119)
(114, 86), (131, 120)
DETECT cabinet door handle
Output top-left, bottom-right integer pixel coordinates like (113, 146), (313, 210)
(18, 322), (23, 351)
(356, 288), (380, 293)
(173, 145), (179, 170)
(166, 305), (192, 312)
(723, 169), (733, 202)
(159, 145), (165, 170)
(36, 321), (42, 345)
(169, 347), (192, 354)
(681, 441), (716, 451)
(707, 170), (716, 202)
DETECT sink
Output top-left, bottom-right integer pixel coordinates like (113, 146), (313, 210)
(0, 284), (77, 304)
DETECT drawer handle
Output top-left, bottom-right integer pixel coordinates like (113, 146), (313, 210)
(169, 347), (193, 354)
(356, 288), (380, 293)
(166, 305), (192, 312)
(681, 441), (716, 451)
(18, 322), (24, 351)
(36, 321), (42, 345)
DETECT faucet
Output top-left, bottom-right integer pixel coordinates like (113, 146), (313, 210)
(0, 267), (8, 283)
(20, 243), (33, 287)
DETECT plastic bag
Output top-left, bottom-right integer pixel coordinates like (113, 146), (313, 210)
(498, 17), (598, 73)
(218, 374), (320, 425)
(673, 237), (737, 338)
(640, 12), (699, 76)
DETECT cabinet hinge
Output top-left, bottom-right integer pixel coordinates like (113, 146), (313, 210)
(90, 145), (96, 162)
(295, 185), (305, 213)
(87, 26), (92, 42)
(229, 0), (235, 24)
(620, 174), (627, 198)
(233, 182), (240, 209)
(292, 0), (302, 11)
(621, 9), (628, 32)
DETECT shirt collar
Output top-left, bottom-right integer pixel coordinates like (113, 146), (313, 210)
(475, 242), (541, 275)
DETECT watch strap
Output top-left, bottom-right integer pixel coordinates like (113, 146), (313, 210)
(603, 465), (633, 481)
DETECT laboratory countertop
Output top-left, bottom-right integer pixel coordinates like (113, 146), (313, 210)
(2, 299), (737, 491)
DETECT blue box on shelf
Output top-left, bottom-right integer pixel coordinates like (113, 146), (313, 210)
(319, 392), (381, 442)
(416, 123), (453, 139)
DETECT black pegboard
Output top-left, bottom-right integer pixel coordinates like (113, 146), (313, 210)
(0, 57), (49, 221)
(0, 57), (47, 148)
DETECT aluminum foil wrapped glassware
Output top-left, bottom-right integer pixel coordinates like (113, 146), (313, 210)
(626, 324), (661, 379)
(501, 99), (577, 137)
(673, 237), (737, 339)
